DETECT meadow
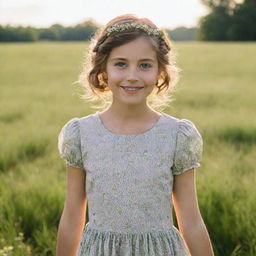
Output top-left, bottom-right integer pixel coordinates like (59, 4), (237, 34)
(0, 41), (255, 256)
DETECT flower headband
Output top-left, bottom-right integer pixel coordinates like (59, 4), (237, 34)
(105, 22), (164, 38)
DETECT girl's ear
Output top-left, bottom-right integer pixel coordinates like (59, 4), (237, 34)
(100, 71), (108, 86)
(102, 71), (108, 80)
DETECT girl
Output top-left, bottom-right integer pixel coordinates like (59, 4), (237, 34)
(56, 14), (215, 256)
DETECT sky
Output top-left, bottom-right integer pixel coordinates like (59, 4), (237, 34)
(0, 0), (210, 29)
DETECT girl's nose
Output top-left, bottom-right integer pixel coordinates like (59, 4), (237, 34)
(126, 67), (139, 82)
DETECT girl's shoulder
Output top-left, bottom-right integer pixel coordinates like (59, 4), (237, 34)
(161, 113), (202, 139)
(62, 112), (201, 139)
(61, 112), (97, 130)
(57, 113), (93, 145)
(57, 117), (83, 169)
(162, 113), (198, 129)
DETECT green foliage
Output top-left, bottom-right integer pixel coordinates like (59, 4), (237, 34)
(217, 127), (256, 146)
(168, 27), (198, 41)
(0, 42), (255, 255)
(229, 0), (256, 40)
(199, 0), (256, 40)
(38, 28), (60, 41)
(0, 19), (99, 42)
(0, 25), (38, 42)
(198, 6), (233, 40)
(0, 22), (197, 42)
(201, 0), (236, 9)
(0, 138), (49, 172)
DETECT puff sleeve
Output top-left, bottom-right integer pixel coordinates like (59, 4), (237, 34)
(57, 118), (84, 169)
(171, 119), (203, 175)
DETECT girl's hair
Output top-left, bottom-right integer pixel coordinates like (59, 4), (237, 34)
(77, 13), (181, 112)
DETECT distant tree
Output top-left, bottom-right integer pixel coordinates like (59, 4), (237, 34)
(198, 5), (233, 40)
(38, 28), (59, 40)
(168, 27), (198, 41)
(198, 0), (235, 40)
(229, 0), (256, 40)
(198, 0), (256, 41)
(21, 26), (38, 41)
(0, 19), (99, 42)
(50, 24), (65, 40)
(200, 0), (236, 10)
(0, 25), (37, 42)
(80, 20), (99, 39)
(61, 20), (99, 41)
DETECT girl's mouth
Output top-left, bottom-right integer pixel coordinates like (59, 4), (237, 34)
(120, 86), (144, 94)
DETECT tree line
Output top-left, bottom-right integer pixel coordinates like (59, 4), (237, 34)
(0, 20), (198, 42)
(0, 20), (98, 42)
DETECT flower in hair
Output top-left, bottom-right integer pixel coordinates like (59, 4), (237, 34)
(106, 22), (164, 38)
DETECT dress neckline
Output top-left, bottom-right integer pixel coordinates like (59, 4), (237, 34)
(94, 111), (165, 137)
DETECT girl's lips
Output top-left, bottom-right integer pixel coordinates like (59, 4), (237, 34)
(121, 87), (143, 94)
(121, 86), (144, 89)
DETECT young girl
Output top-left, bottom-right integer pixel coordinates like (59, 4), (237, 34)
(56, 14), (215, 256)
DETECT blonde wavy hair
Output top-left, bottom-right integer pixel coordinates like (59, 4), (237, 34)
(76, 13), (181, 112)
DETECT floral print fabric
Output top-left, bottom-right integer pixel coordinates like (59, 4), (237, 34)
(57, 111), (203, 255)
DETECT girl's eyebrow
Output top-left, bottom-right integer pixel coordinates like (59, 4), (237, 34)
(110, 57), (154, 62)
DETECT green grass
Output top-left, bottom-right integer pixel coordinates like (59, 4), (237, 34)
(0, 41), (255, 255)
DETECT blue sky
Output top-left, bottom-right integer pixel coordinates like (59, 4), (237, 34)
(0, 0), (210, 29)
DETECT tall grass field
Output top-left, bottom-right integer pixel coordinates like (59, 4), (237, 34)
(0, 41), (255, 256)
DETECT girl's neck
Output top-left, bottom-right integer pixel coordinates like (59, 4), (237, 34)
(100, 105), (160, 122)
(97, 106), (163, 135)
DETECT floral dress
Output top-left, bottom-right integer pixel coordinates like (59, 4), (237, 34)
(58, 111), (203, 256)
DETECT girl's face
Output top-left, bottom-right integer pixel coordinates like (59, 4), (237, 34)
(104, 36), (160, 106)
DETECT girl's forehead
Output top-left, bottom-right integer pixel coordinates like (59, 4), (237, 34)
(108, 37), (157, 60)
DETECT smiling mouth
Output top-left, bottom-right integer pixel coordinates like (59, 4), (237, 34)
(120, 87), (144, 91)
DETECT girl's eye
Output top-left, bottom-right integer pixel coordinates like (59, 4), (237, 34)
(140, 63), (152, 69)
(114, 62), (126, 67)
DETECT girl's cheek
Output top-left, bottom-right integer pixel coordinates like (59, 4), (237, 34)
(142, 73), (158, 84)
(108, 70), (124, 82)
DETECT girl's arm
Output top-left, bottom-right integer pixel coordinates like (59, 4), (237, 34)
(172, 168), (215, 256)
(56, 165), (87, 256)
